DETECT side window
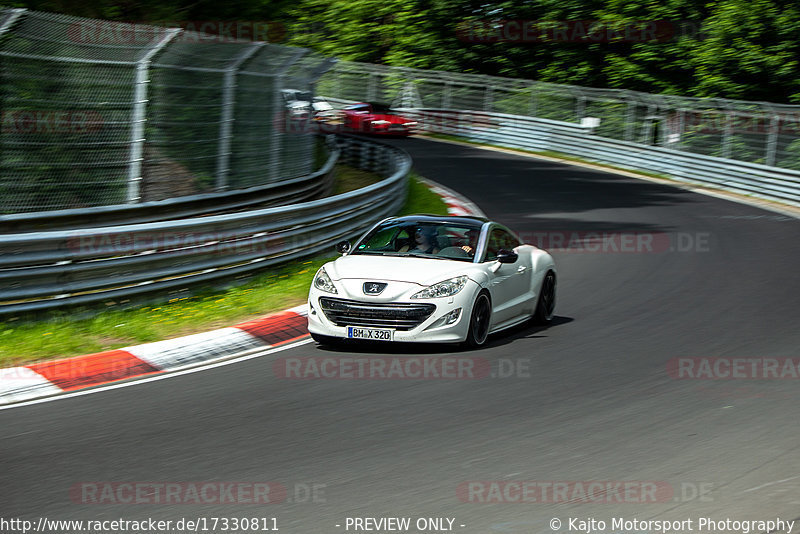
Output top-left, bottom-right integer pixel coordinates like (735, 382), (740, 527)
(501, 230), (520, 250)
(364, 227), (395, 248)
(485, 229), (519, 261)
(485, 229), (503, 261)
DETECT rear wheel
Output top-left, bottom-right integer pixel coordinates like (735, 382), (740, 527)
(463, 291), (491, 348)
(532, 271), (556, 325)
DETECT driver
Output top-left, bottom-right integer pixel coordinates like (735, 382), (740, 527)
(408, 226), (440, 254)
(461, 229), (480, 257)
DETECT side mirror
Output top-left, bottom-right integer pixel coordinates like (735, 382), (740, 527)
(496, 249), (518, 264)
(336, 240), (351, 254)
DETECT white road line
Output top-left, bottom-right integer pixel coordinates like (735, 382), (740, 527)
(742, 475), (800, 493)
(0, 337), (313, 411)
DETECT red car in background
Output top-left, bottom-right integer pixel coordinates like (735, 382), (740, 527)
(340, 102), (419, 136)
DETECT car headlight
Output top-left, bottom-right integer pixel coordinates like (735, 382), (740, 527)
(313, 267), (338, 294)
(411, 275), (467, 299)
(371, 120), (391, 125)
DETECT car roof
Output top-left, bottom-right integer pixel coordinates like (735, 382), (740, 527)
(385, 214), (489, 227)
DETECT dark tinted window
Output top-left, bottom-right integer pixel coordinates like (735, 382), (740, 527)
(485, 229), (520, 261)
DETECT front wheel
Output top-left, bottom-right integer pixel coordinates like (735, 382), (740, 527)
(463, 291), (491, 348)
(532, 271), (556, 325)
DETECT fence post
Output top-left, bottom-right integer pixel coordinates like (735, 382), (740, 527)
(127, 28), (180, 203)
(367, 73), (377, 101)
(269, 49), (309, 182)
(216, 42), (264, 191)
(0, 8), (27, 207)
(576, 96), (586, 121)
(528, 85), (538, 117)
(442, 81), (452, 109)
(721, 111), (734, 160)
(484, 86), (493, 111)
(624, 97), (636, 143)
(765, 114), (780, 167)
(676, 109), (686, 150)
(0, 8), (26, 36)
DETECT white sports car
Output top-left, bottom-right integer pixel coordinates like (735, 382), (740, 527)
(307, 215), (557, 348)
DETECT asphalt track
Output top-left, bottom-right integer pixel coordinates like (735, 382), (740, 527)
(2, 137), (799, 533)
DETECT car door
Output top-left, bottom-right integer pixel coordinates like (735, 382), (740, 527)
(345, 104), (370, 132)
(485, 227), (533, 324)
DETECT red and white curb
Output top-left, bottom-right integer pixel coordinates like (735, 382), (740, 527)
(0, 306), (308, 405)
(420, 177), (486, 218)
(0, 183), (483, 405)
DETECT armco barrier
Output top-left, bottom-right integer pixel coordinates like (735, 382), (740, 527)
(0, 136), (410, 316)
(405, 109), (800, 207)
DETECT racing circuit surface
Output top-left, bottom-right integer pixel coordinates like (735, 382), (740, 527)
(2, 138), (799, 532)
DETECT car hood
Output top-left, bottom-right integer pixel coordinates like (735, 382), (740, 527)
(327, 255), (476, 286)
(366, 113), (414, 124)
(312, 101), (333, 111)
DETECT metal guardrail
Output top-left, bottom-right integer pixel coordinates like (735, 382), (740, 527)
(0, 136), (410, 316)
(402, 109), (800, 208)
(0, 138), (341, 233)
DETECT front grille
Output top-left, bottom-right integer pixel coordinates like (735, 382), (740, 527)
(319, 297), (436, 331)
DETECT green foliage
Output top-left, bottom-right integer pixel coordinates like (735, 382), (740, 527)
(778, 139), (800, 170)
(13, 0), (800, 104)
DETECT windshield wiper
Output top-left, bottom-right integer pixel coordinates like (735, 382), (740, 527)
(403, 253), (449, 260)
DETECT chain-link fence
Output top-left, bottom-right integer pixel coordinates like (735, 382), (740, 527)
(0, 7), (334, 214)
(318, 61), (800, 171)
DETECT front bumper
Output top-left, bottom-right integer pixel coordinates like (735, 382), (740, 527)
(307, 288), (473, 343)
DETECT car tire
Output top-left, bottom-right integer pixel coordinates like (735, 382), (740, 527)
(532, 271), (556, 325)
(463, 291), (491, 349)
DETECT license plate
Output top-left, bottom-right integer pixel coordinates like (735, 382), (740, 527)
(347, 326), (393, 341)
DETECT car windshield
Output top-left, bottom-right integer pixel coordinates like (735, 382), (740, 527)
(368, 102), (393, 113)
(351, 220), (482, 262)
(284, 90), (312, 102)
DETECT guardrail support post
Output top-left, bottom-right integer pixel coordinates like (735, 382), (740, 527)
(216, 42), (264, 191)
(127, 28), (180, 203)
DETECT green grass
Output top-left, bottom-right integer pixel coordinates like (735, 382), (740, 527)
(398, 173), (450, 216)
(0, 171), (448, 366)
(333, 164), (382, 195)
